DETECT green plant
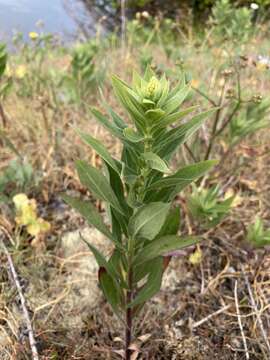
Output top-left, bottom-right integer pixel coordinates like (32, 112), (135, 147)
(228, 98), (270, 145)
(64, 40), (104, 104)
(0, 43), (12, 127)
(247, 217), (270, 247)
(188, 184), (234, 228)
(210, 0), (253, 45)
(0, 159), (36, 203)
(63, 68), (217, 359)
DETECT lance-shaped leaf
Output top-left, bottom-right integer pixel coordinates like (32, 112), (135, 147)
(104, 163), (130, 238)
(82, 237), (118, 280)
(62, 194), (121, 246)
(155, 108), (218, 159)
(128, 202), (170, 240)
(133, 256), (163, 283)
(123, 127), (144, 143)
(147, 160), (218, 191)
(0, 44), (7, 78)
(90, 107), (124, 140)
(77, 129), (120, 174)
(163, 83), (191, 115)
(158, 207), (180, 237)
(112, 75), (146, 132)
(128, 257), (163, 307)
(153, 105), (198, 130)
(134, 235), (199, 266)
(99, 267), (122, 315)
(105, 104), (128, 129)
(76, 160), (125, 215)
(142, 152), (170, 173)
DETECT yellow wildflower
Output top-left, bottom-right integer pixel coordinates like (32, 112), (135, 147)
(13, 193), (51, 236)
(15, 65), (27, 79)
(27, 218), (51, 236)
(189, 247), (202, 265)
(29, 31), (39, 40)
(191, 79), (199, 89)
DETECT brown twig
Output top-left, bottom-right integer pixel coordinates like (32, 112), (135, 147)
(0, 102), (7, 127)
(0, 227), (39, 360)
(192, 304), (231, 329)
(234, 280), (250, 360)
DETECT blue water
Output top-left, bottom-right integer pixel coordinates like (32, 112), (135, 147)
(0, 0), (93, 42)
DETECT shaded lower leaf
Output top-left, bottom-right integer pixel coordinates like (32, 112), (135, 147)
(128, 257), (163, 307)
(62, 194), (120, 246)
(99, 267), (122, 315)
(77, 129), (120, 174)
(158, 207), (180, 237)
(134, 235), (199, 266)
(76, 160), (125, 215)
(142, 152), (170, 174)
(128, 202), (170, 241)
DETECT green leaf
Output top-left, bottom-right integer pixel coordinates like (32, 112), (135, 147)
(62, 194), (120, 246)
(134, 235), (199, 266)
(104, 163), (130, 237)
(147, 160), (218, 191)
(82, 237), (118, 281)
(154, 106), (198, 130)
(108, 107), (127, 129)
(76, 160), (125, 215)
(0, 44), (7, 78)
(98, 267), (122, 315)
(123, 127), (144, 143)
(90, 107), (124, 140)
(142, 152), (170, 173)
(128, 202), (170, 240)
(158, 207), (180, 237)
(77, 129), (120, 174)
(145, 108), (165, 121)
(112, 75), (146, 132)
(155, 108), (218, 159)
(163, 83), (191, 115)
(129, 256), (163, 307)
(133, 256), (163, 283)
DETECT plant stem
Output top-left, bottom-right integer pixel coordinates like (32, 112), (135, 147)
(125, 268), (133, 360)
(0, 102), (7, 127)
(204, 78), (227, 160)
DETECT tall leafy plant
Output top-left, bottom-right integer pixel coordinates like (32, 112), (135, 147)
(63, 68), (217, 359)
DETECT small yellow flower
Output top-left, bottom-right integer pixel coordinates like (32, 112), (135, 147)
(191, 79), (199, 89)
(29, 31), (39, 40)
(15, 65), (27, 79)
(189, 247), (202, 265)
(13, 193), (51, 237)
(27, 218), (51, 236)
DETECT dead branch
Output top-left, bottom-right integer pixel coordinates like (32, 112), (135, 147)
(0, 226), (39, 360)
(234, 280), (249, 360)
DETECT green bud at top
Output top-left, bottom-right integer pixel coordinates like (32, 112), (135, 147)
(145, 76), (161, 100)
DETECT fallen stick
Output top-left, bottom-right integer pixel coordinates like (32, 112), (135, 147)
(0, 227), (39, 360)
(192, 304), (231, 329)
(234, 280), (250, 360)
